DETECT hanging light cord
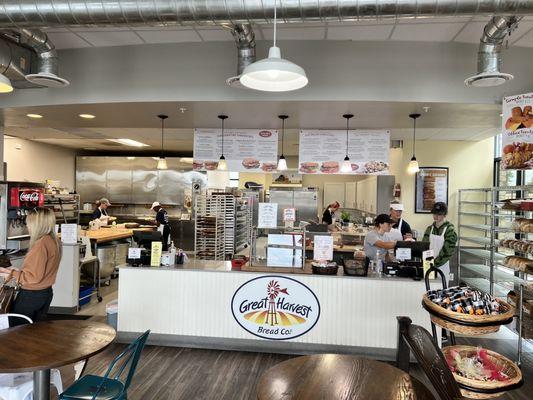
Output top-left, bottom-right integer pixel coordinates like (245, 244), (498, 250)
(221, 117), (225, 157)
(345, 117), (349, 158)
(273, 0), (277, 48)
(412, 117), (416, 157)
(281, 117), (284, 156)
(161, 117), (164, 158)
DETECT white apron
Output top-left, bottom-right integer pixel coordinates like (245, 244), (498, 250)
(387, 218), (404, 242)
(429, 225), (450, 284)
(157, 224), (169, 245)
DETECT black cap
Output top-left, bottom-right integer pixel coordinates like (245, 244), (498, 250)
(374, 213), (393, 226)
(431, 202), (448, 215)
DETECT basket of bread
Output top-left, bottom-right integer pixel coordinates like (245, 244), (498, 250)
(443, 346), (522, 399)
(422, 286), (515, 335)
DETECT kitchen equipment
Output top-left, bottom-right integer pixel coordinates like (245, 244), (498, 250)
(269, 187), (319, 226)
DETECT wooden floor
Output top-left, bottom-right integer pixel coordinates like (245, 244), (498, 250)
(52, 334), (532, 400)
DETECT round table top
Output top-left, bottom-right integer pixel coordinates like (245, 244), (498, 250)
(0, 320), (116, 373)
(257, 354), (436, 400)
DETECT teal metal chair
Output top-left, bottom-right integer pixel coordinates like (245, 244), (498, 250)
(60, 330), (150, 400)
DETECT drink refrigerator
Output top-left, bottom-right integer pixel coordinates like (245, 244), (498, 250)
(269, 188), (319, 226)
(0, 182), (45, 250)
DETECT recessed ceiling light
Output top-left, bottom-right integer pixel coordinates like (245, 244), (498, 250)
(178, 107), (187, 113)
(26, 113), (43, 119)
(79, 114), (96, 119)
(83, 148), (97, 150)
(107, 138), (149, 148)
(127, 156), (136, 160)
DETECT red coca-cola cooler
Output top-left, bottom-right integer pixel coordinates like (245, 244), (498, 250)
(0, 181), (45, 250)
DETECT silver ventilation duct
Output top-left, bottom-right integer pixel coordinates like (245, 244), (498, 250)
(227, 24), (256, 89)
(465, 16), (519, 87)
(0, 38), (28, 83)
(17, 29), (69, 87)
(0, 1), (531, 27)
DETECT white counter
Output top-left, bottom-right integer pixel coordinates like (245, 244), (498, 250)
(117, 261), (439, 359)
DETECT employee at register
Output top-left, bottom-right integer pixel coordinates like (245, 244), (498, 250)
(364, 214), (397, 261)
(92, 198), (111, 224)
(151, 201), (170, 251)
(322, 201), (340, 225)
(387, 201), (413, 241)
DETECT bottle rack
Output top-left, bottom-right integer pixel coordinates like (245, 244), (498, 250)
(457, 185), (533, 365)
(44, 193), (81, 224)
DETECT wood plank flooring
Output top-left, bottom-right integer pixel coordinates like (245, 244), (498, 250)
(51, 335), (531, 400)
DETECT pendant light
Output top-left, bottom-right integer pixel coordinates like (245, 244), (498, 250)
(240, 0), (308, 92)
(156, 114), (168, 170)
(340, 113), (354, 173)
(217, 115), (228, 171)
(0, 74), (13, 93)
(407, 113), (421, 175)
(277, 114), (288, 171)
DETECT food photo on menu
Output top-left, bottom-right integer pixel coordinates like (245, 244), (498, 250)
(502, 93), (533, 170)
(242, 158), (261, 169)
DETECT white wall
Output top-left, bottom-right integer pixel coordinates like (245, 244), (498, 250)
(2, 41), (533, 108)
(3, 138), (77, 189)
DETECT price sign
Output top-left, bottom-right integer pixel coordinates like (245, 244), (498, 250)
(128, 248), (141, 259)
(60, 224), (78, 244)
(283, 208), (296, 222)
(258, 203), (277, 228)
(313, 235), (334, 261)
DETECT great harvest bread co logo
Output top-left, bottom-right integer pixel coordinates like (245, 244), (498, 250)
(231, 276), (320, 340)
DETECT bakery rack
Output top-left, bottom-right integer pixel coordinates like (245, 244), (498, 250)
(457, 185), (533, 365)
(194, 195), (225, 261)
(44, 193), (81, 224)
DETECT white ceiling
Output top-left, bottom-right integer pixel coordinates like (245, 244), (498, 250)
(42, 17), (533, 49)
(2, 101), (501, 155)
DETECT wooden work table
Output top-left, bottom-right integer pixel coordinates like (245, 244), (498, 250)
(80, 227), (155, 243)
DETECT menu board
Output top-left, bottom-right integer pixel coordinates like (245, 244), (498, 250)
(298, 130), (390, 174)
(501, 93), (533, 170)
(193, 129), (278, 172)
(258, 203), (278, 228)
(415, 167), (448, 214)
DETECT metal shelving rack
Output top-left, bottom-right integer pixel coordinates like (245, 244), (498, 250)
(194, 195), (225, 261)
(457, 186), (533, 364)
(44, 193), (81, 224)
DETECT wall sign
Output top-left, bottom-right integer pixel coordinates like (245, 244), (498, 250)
(283, 208), (296, 222)
(231, 275), (320, 340)
(193, 129), (278, 172)
(258, 203), (278, 229)
(501, 93), (533, 170)
(415, 167), (449, 214)
(298, 130), (390, 174)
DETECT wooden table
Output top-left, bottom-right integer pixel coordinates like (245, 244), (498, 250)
(0, 320), (116, 400)
(257, 354), (435, 400)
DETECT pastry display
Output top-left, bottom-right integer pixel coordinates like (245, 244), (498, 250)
(320, 161), (339, 173)
(503, 256), (533, 273)
(426, 286), (503, 316)
(242, 158), (260, 169)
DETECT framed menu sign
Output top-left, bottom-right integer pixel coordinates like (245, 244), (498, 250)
(415, 167), (448, 214)
(501, 93), (533, 170)
(298, 130), (390, 175)
(193, 129), (278, 172)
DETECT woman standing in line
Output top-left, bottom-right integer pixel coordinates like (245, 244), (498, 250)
(0, 208), (62, 324)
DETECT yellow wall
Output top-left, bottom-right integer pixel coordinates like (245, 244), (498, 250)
(397, 138), (494, 235)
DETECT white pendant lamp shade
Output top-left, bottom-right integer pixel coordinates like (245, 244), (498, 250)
(341, 157), (352, 173)
(217, 156), (227, 171)
(407, 157), (420, 174)
(277, 155), (287, 171)
(0, 74), (13, 93)
(240, 46), (308, 92)
(157, 157), (168, 170)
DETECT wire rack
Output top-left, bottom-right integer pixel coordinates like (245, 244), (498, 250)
(194, 195), (225, 260)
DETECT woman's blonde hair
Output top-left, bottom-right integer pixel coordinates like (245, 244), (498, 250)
(27, 207), (60, 251)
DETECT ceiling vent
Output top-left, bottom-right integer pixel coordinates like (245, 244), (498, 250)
(226, 24), (256, 89)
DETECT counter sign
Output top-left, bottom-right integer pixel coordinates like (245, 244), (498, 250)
(231, 276), (320, 340)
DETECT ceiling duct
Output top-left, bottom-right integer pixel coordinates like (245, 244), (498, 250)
(0, 1), (532, 27)
(17, 29), (69, 88)
(0, 38), (28, 84)
(465, 16), (519, 87)
(226, 24), (256, 89)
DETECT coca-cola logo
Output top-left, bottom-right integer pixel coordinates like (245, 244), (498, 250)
(259, 130), (272, 138)
(19, 192), (40, 202)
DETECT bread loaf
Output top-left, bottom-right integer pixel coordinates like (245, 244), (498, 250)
(504, 256), (533, 272)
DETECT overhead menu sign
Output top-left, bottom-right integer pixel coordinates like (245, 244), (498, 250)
(298, 130), (390, 174)
(193, 129), (278, 172)
(501, 93), (533, 170)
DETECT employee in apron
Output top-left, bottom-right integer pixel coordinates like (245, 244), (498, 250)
(322, 201), (340, 231)
(151, 202), (170, 251)
(386, 201), (413, 241)
(92, 198), (111, 224)
(422, 202), (457, 284)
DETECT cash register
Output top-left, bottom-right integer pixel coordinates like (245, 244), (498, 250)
(127, 231), (163, 266)
(383, 241), (430, 280)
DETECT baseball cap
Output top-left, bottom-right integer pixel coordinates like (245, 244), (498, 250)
(431, 202), (448, 215)
(390, 202), (404, 211)
(150, 201), (161, 210)
(99, 198), (111, 206)
(374, 214), (393, 225)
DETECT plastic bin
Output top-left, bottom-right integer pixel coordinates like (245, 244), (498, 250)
(79, 286), (94, 307)
(106, 299), (118, 330)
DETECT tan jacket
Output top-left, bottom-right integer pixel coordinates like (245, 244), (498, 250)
(10, 235), (61, 290)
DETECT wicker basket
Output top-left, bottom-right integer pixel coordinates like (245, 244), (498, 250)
(422, 294), (514, 335)
(311, 264), (338, 275)
(442, 346), (522, 399)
